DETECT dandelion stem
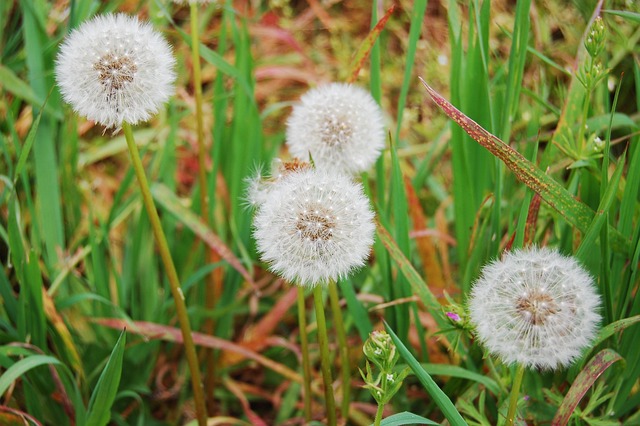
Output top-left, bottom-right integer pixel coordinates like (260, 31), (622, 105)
(506, 363), (525, 426)
(328, 280), (350, 419)
(313, 285), (337, 426)
(122, 122), (208, 426)
(373, 402), (384, 426)
(189, 2), (220, 413)
(297, 287), (312, 421)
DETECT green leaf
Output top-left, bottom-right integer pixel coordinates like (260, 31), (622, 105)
(603, 9), (640, 23)
(0, 355), (62, 397)
(0, 65), (62, 120)
(384, 322), (468, 426)
(378, 411), (440, 426)
(85, 329), (126, 426)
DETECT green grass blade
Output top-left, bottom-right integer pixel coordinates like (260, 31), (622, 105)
(379, 412), (439, 426)
(602, 10), (640, 24)
(393, 0), (427, 143)
(416, 364), (501, 396)
(385, 322), (468, 426)
(0, 355), (62, 397)
(85, 329), (126, 426)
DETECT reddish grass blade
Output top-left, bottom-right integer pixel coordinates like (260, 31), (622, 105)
(552, 349), (622, 426)
(93, 318), (302, 384)
(0, 406), (44, 426)
(419, 78), (630, 255)
(347, 4), (397, 83)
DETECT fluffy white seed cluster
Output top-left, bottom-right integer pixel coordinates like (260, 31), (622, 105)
(468, 247), (601, 370)
(252, 167), (375, 286)
(56, 14), (176, 129)
(286, 83), (385, 175)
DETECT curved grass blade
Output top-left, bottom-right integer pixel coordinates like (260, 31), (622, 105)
(417, 364), (501, 396)
(94, 318), (302, 384)
(85, 329), (126, 426)
(379, 411), (439, 426)
(552, 349), (623, 426)
(347, 4), (396, 83)
(583, 315), (640, 361)
(419, 78), (630, 255)
(384, 322), (468, 426)
(0, 355), (62, 397)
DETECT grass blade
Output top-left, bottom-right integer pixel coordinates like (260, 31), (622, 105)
(0, 355), (62, 397)
(384, 322), (468, 426)
(85, 329), (126, 426)
(346, 3), (396, 83)
(379, 412), (439, 426)
(552, 349), (622, 426)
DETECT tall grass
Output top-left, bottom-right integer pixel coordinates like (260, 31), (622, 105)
(1, 1), (640, 425)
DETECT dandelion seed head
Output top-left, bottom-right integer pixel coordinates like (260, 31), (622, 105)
(252, 168), (374, 286)
(286, 83), (385, 175)
(468, 247), (601, 370)
(56, 14), (176, 129)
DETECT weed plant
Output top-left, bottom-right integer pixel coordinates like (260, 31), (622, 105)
(1, 0), (640, 425)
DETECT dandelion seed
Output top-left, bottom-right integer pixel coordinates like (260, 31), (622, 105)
(252, 168), (374, 286)
(56, 14), (176, 129)
(468, 247), (601, 370)
(286, 83), (385, 175)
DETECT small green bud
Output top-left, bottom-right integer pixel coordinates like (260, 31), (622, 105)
(585, 16), (606, 58)
(363, 330), (399, 372)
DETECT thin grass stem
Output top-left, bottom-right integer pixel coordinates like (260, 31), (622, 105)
(122, 122), (207, 426)
(297, 287), (312, 422)
(506, 363), (525, 426)
(328, 280), (350, 420)
(313, 285), (337, 426)
(189, 2), (220, 412)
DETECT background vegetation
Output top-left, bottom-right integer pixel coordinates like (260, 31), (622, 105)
(1, 0), (640, 424)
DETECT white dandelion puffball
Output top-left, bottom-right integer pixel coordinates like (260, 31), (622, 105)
(56, 14), (176, 129)
(286, 83), (385, 175)
(469, 247), (601, 370)
(253, 168), (375, 286)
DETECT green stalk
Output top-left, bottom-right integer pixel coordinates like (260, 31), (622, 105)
(505, 363), (525, 426)
(190, 2), (219, 412)
(297, 287), (312, 422)
(313, 285), (337, 426)
(373, 402), (384, 426)
(328, 280), (350, 419)
(122, 122), (207, 426)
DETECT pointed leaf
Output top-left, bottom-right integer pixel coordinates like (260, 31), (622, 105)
(85, 329), (126, 426)
(379, 411), (440, 426)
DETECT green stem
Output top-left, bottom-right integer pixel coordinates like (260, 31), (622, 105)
(328, 280), (350, 420)
(373, 402), (384, 426)
(297, 287), (312, 422)
(122, 122), (207, 426)
(505, 363), (525, 426)
(313, 285), (337, 426)
(190, 3), (218, 413)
